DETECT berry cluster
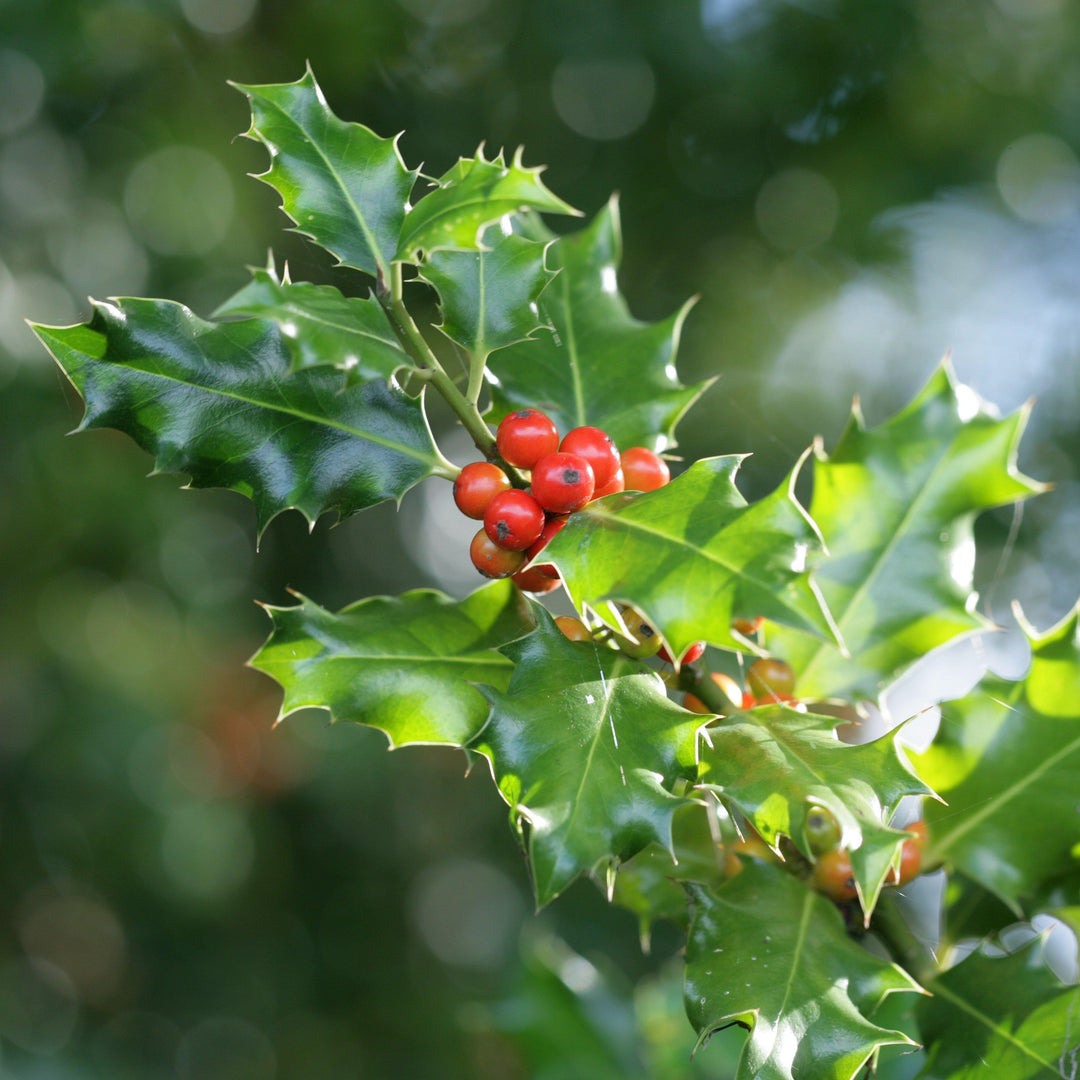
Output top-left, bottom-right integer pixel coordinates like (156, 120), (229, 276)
(683, 656), (798, 713)
(454, 408), (670, 593)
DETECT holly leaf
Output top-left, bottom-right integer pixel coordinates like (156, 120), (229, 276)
(766, 362), (1044, 704)
(396, 146), (579, 261)
(917, 939), (1080, 1079)
(232, 66), (417, 283)
(214, 262), (410, 382)
(916, 603), (1080, 913)
(249, 580), (534, 748)
(699, 703), (935, 915)
(31, 298), (448, 533)
(685, 864), (922, 1080)
(474, 605), (703, 908)
(541, 455), (839, 663)
(486, 198), (709, 451)
(419, 230), (556, 362)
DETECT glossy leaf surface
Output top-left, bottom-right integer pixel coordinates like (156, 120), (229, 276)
(250, 580), (534, 748)
(542, 456), (837, 662)
(699, 704), (934, 914)
(917, 605), (1080, 912)
(917, 941), (1080, 1079)
(214, 264), (410, 381)
(397, 147), (578, 260)
(420, 231), (555, 361)
(768, 363), (1043, 703)
(486, 199), (708, 451)
(32, 298), (446, 532)
(685, 865), (921, 1080)
(475, 606), (702, 907)
(233, 67), (417, 282)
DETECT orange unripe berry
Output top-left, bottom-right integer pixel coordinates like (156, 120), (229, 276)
(813, 849), (858, 902)
(555, 615), (591, 642)
(469, 529), (525, 579)
(620, 447), (670, 492)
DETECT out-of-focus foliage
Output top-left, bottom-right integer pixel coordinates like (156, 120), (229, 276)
(5, 0), (1080, 1076)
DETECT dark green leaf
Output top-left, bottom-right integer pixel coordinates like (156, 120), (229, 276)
(699, 704), (934, 914)
(232, 66), (417, 282)
(396, 146), (579, 260)
(474, 605), (702, 907)
(214, 262), (410, 382)
(487, 199), (709, 451)
(917, 605), (1080, 912)
(249, 580), (534, 748)
(419, 230), (556, 361)
(685, 865), (922, 1080)
(767, 362), (1044, 703)
(542, 456), (839, 663)
(31, 298), (449, 533)
(918, 940), (1080, 1079)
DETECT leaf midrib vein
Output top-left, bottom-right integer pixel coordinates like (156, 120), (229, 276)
(562, 672), (619, 846)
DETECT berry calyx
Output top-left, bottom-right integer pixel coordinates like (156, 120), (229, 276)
(560, 426), (620, 489)
(813, 849), (858, 902)
(496, 408), (559, 469)
(592, 467), (625, 499)
(746, 657), (796, 701)
(620, 447), (670, 492)
(511, 564), (561, 594)
(555, 615), (591, 642)
(524, 514), (568, 577)
(469, 529), (526, 579)
(483, 489), (545, 551)
(617, 605), (661, 658)
(804, 805), (842, 855)
(453, 461), (511, 520)
(659, 639), (705, 665)
(531, 452), (595, 513)
(683, 672), (742, 714)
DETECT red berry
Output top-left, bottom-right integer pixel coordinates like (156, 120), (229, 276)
(887, 836), (923, 886)
(813, 849), (858, 902)
(469, 529), (525, 578)
(496, 409), (559, 469)
(453, 461), (511, 520)
(658, 640), (705, 665)
(741, 692), (758, 710)
(531, 452), (595, 513)
(483, 489), (545, 551)
(525, 515), (568, 578)
(592, 467), (625, 499)
(733, 616), (765, 636)
(511, 564), (561, 594)
(560, 426), (620, 488)
(620, 447), (670, 492)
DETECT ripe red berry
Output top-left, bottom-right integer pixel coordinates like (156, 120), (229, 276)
(592, 467), (625, 499)
(659, 640), (705, 665)
(813, 849), (858, 902)
(511, 564), (561, 594)
(746, 657), (796, 701)
(525, 514), (568, 578)
(560, 426), (620, 489)
(469, 529), (525, 579)
(483, 489), (545, 551)
(531, 452), (595, 513)
(453, 461), (511, 520)
(620, 447), (670, 492)
(496, 409), (559, 469)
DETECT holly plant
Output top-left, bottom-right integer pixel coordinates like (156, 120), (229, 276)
(31, 68), (1080, 1079)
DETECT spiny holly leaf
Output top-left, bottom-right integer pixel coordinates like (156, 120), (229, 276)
(486, 198), (709, 452)
(474, 605), (702, 908)
(685, 865), (922, 1080)
(699, 703), (934, 915)
(916, 603), (1080, 913)
(917, 939), (1080, 1079)
(766, 362), (1044, 704)
(214, 262), (410, 382)
(249, 580), (534, 748)
(396, 146), (579, 261)
(541, 456), (839, 663)
(419, 230), (556, 362)
(31, 298), (448, 533)
(232, 66), (417, 283)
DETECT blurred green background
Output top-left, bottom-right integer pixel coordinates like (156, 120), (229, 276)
(3, 0), (1080, 1076)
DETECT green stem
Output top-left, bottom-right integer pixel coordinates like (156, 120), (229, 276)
(465, 347), (488, 409)
(382, 263), (528, 486)
(678, 664), (737, 717)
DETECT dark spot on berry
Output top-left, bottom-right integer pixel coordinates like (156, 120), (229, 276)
(496, 521), (510, 541)
(562, 468), (581, 483)
(640, 622), (655, 639)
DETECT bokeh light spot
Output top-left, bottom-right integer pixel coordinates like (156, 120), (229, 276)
(124, 146), (234, 256)
(0, 958), (79, 1054)
(551, 57), (655, 141)
(398, 0), (490, 25)
(160, 802), (254, 901)
(996, 133), (1080, 224)
(180, 0), (258, 35)
(0, 49), (45, 136)
(755, 168), (839, 251)
(176, 1016), (276, 1080)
